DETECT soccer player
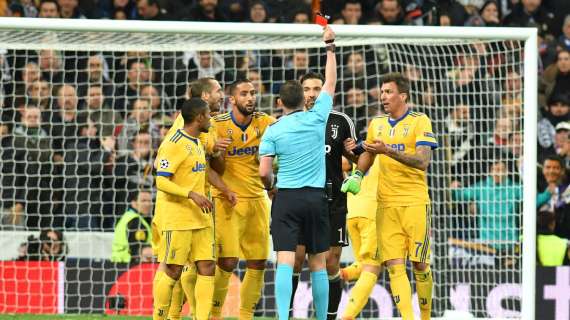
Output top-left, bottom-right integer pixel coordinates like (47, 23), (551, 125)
(341, 157), (382, 320)
(258, 25), (337, 320)
(152, 98), (216, 320)
(209, 78), (275, 320)
(290, 71), (359, 319)
(341, 72), (438, 320)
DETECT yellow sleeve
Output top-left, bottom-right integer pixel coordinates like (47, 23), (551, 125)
(415, 115), (438, 149)
(155, 142), (188, 177)
(156, 176), (191, 198)
(365, 119), (377, 144)
(165, 113), (184, 139)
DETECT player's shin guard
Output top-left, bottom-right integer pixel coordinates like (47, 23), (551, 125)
(387, 264), (414, 320)
(290, 272), (301, 315)
(414, 267), (433, 320)
(180, 265), (197, 317)
(167, 280), (184, 319)
(153, 270), (177, 320)
(211, 266), (232, 317)
(327, 272), (342, 320)
(275, 264), (293, 320)
(311, 269), (329, 320)
(239, 268), (265, 320)
(340, 262), (362, 281)
(342, 271), (377, 319)
(194, 274), (215, 320)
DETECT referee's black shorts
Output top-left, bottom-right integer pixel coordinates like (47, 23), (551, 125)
(270, 187), (330, 254)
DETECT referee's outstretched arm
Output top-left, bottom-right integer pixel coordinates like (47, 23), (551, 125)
(321, 25), (337, 96)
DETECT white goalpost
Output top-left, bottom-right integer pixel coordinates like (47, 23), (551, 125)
(0, 18), (536, 319)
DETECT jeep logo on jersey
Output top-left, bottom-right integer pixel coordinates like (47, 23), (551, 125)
(227, 146), (259, 156)
(192, 162), (206, 172)
(331, 124), (339, 139)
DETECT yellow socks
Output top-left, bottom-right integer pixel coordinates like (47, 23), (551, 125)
(387, 264), (414, 320)
(153, 270), (177, 320)
(414, 267), (433, 320)
(180, 265), (197, 317)
(211, 266), (232, 317)
(343, 271), (377, 319)
(194, 274), (215, 320)
(167, 280), (184, 319)
(239, 268), (265, 319)
(340, 262), (362, 282)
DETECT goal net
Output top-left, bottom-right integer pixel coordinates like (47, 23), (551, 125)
(0, 19), (536, 319)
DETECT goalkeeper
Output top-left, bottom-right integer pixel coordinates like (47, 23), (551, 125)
(341, 72), (438, 320)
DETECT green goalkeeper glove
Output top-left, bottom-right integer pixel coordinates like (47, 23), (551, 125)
(341, 170), (364, 195)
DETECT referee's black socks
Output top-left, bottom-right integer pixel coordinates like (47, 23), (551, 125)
(327, 272), (342, 320)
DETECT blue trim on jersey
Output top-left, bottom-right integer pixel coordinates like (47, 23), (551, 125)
(177, 129), (199, 145)
(388, 109), (411, 127)
(416, 141), (438, 149)
(230, 111), (251, 132)
(156, 171), (173, 177)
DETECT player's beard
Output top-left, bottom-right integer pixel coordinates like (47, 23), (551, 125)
(236, 103), (255, 116)
(305, 98), (316, 110)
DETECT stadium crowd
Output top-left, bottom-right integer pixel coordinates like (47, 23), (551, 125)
(0, 0), (569, 269)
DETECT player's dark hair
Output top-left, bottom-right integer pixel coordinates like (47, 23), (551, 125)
(190, 77), (216, 98)
(300, 72), (325, 86)
(181, 97), (208, 124)
(279, 80), (304, 110)
(381, 72), (410, 100)
(229, 78), (253, 95)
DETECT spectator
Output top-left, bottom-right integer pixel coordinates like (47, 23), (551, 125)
(113, 130), (154, 216)
(139, 84), (172, 116)
(248, 0), (269, 23)
(488, 117), (514, 147)
(541, 49), (570, 102)
(38, 49), (64, 84)
(538, 94), (570, 160)
(375, 0), (405, 25)
(98, 0), (137, 19)
(57, 0), (86, 18)
(537, 210), (570, 266)
(85, 85), (123, 137)
(118, 59), (155, 112)
(63, 121), (114, 230)
(117, 98), (160, 152)
(291, 9), (310, 23)
(219, 0), (248, 22)
(341, 0), (364, 24)
(78, 55), (114, 102)
(465, 0), (501, 26)
(438, 0), (469, 26)
(38, 0), (61, 18)
(341, 86), (369, 139)
(10, 106), (55, 229)
(15, 62), (41, 98)
(283, 49), (310, 82)
(184, 0), (226, 22)
(559, 15), (570, 51)
(184, 51), (229, 85)
(50, 84), (85, 155)
(27, 80), (52, 112)
(537, 155), (567, 210)
(246, 68), (274, 113)
(16, 229), (67, 261)
(156, 114), (173, 142)
(111, 190), (153, 263)
(442, 103), (478, 180)
(136, 0), (169, 20)
(502, 0), (555, 35)
(451, 158), (523, 250)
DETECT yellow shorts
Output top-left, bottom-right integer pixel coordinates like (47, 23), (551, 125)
(347, 217), (381, 266)
(214, 197), (270, 260)
(378, 205), (431, 264)
(157, 228), (216, 265)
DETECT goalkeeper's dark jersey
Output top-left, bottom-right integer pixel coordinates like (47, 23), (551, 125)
(325, 110), (357, 213)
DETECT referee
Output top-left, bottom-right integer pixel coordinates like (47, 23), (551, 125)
(259, 26), (337, 320)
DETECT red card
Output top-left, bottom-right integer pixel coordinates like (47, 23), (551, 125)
(315, 13), (329, 27)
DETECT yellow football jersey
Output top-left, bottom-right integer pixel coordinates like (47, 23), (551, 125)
(347, 157), (380, 220)
(366, 110), (438, 208)
(153, 129), (210, 230)
(167, 113), (217, 154)
(211, 111), (275, 199)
